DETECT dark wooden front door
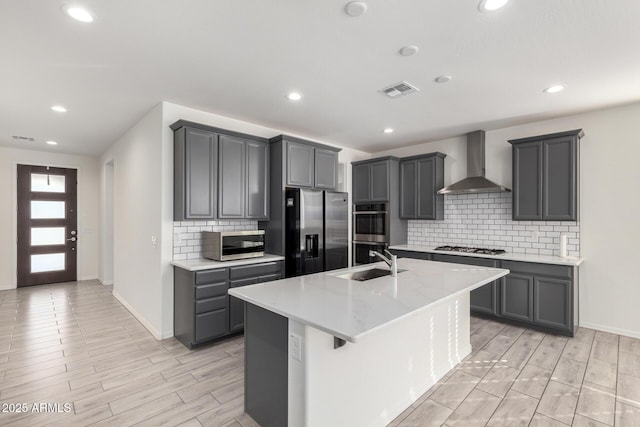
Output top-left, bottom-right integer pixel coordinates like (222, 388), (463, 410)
(17, 165), (78, 287)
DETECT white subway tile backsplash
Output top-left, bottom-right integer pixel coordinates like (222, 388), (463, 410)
(408, 193), (580, 257)
(172, 219), (259, 260)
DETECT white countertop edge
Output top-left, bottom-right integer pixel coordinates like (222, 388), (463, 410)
(171, 254), (285, 271)
(389, 245), (583, 266)
(228, 268), (509, 343)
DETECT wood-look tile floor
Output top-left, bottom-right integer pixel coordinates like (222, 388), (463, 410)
(0, 281), (639, 426)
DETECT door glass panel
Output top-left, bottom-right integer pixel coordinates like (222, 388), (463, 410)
(31, 227), (66, 246)
(31, 201), (65, 219)
(31, 253), (65, 273)
(31, 174), (65, 192)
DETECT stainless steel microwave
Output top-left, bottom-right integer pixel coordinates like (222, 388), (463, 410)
(202, 230), (265, 261)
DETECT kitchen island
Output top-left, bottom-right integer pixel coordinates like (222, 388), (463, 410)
(229, 258), (509, 427)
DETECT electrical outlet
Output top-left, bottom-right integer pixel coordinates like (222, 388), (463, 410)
(151, 236), (157, 248)
(531, 230), (539, 242)
(289, 333), (302, 361)
(174, 233), (181, 244)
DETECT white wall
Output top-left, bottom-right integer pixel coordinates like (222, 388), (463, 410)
(100, 103), (168, 338)
(0, 147), (99, 290)
(376, 101), (640, 338)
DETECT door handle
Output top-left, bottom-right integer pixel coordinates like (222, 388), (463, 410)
(67, 237), (77, 242)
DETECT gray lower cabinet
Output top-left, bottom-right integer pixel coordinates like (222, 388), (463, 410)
(173, 126), (218, 220)
(399, 153), (445, 219)
(509, 129), (582, 221)
(432, 254), (499, 316)
(393, 251), (577, 336)
(174, 261), (284, 349)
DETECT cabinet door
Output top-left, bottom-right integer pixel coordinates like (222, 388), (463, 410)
(500, 273), (534, 322)
(370, 161), (389, 201)
(287, 142), (314, 187)
(195, 309), (228, 342)
(229, 277), (257, 333)
(399, 160), (417, 218)
(533, 277), (571, 331)
(177, 128), (217, 220)
(417, 157), (436, 219)
(246, 140), (269, 219)
(471, 283), (498, 316)
(314, 148), (338, 190)
(513, 142), (543, 220)
(543, 137), (577, 221)
(218, 135), (246, 218)
(352, 164), (371, 202)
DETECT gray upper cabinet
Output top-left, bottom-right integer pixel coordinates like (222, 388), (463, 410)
(352, 158), (397, 203)
(246, 140), (269, 219)
(218, 135), (246, 218)
(287, 142), (314, 188)
(510, 129), (583, 221)
(314, 148), (338, 189)
(399, 153), (445, 219)
(171, 120), (269, 221)
(173, 127), (218, 220)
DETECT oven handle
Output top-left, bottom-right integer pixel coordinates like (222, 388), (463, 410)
(353, 241), (390, 246)
(352, 211), (388, 215)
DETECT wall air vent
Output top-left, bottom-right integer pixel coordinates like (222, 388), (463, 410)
(12, 135), (35, 142)
(379, 81), (419, 98)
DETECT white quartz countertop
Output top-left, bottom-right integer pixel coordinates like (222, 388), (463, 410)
(171, 254), (285, 271)
(389, 244), (584, 266)
(228, 258), (509, 343)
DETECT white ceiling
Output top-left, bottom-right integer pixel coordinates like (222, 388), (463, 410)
(2, 0), (640, 156)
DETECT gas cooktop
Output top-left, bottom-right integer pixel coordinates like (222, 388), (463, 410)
(434, 246), (506, 255)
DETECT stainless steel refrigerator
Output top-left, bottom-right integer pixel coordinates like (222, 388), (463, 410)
(284, 188), (348, 277)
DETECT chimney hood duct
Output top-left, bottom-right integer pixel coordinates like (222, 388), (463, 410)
(437, 130), (511, 195)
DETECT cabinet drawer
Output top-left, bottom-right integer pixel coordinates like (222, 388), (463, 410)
(257, 273), (284, 283)
(390, 250), (432, 261)
(195, 268), (227, 285)
(230, 277), (258, 288)
(433, 254), (497, 268)
(195, 281), (228, 299)
(194, 309), (228, 342)
(229, 261), (283, 280)
(501, 261), (572, 279)
(195, 295), (227, 314)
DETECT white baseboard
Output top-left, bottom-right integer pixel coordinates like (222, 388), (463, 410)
(580, 321), (640, 340)
(78, 276), (98, 281)
(98, 278), (113, 286)
(112, 290), (163, 340)
(0, 283), (14, 290)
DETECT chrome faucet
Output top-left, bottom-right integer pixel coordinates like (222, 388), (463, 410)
(369, 249), (398, 277)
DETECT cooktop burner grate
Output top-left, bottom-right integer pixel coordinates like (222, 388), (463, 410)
(435, 245), (506, 255)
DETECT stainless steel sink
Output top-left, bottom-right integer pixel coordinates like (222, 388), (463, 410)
(336, 268), (406, 282)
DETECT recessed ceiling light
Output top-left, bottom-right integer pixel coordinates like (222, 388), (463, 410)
(434, 75), (452, 84)
(344, 1), (368, 17)
(399, 46), (419, 57)
(543, 84), (566, 94)
(287, 92), (302, 101)
(46, 140), (58, 146)
(63, 5), (95, 23)
(383, 128), (394, 134)
(478, 0), (509, 12)
(51, 105), (67, 113)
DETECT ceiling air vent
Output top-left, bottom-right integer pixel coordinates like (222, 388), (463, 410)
(379, 81), (419, 98)
(12, 135), (35, 142)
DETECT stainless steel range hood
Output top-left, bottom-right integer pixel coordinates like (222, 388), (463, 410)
(437, 130), (511, 195)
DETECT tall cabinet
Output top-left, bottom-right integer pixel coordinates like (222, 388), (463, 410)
(261, 135), (341, 255)
(509, 129), (583, 221)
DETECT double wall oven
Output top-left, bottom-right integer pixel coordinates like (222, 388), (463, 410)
(352, 203), (390, 265)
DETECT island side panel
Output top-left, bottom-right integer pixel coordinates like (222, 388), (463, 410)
(245, 303), (288, 427)
(292, 292), (471, 427)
